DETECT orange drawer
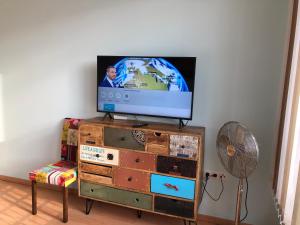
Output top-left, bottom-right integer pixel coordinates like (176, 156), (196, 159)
(147, 132), (169, 146)
(120, 151), (156, 171)
(80, 125), (103, 146)
(146, 131), (169, 155)
(113, 168), (150, 192)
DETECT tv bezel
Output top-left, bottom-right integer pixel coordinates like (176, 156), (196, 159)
(97, 55), (196, 120)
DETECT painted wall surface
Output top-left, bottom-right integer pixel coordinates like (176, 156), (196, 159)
(0, 0), (289, 224)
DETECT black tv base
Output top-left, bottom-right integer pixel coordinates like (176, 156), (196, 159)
(179, 119), (187, 129)
(103, 112), (113, 120)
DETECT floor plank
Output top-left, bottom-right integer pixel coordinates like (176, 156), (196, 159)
(0, 180), (214, 225)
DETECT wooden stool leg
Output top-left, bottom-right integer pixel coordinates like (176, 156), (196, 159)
(63, 186), (68, 223)
(32, 180), (37, 215)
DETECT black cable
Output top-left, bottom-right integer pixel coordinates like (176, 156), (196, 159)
(240, 177), (249, 222)
(204, 176), (224, 201)
(199, 177), (208, 206)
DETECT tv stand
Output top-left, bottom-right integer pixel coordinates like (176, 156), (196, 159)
(78, 118), (204, 224)
(103, 112), (113, 120)
(179, 119), (187, 129)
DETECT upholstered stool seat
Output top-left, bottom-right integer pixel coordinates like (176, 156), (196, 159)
(28, 118), (80, 223)
(29, 160), (77, 187)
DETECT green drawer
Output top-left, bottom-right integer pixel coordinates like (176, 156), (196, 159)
(80, 181), (152, 210)
(104, 127), (145, 151)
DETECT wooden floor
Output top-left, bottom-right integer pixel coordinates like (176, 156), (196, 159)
(0, 180), (215, 225)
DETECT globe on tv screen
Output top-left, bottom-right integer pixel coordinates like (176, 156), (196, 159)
(97, 56), (196, 119)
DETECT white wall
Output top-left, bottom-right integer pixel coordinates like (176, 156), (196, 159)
(0, 0), (289, 224)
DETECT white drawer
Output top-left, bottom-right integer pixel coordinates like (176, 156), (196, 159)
(80, 145), (119, 166)
(169, 135), (198, 159)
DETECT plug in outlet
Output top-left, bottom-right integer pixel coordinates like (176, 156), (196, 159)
(205, 171), (226, 179)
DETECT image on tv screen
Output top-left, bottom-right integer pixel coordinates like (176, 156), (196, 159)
(97, 56), (196, 119)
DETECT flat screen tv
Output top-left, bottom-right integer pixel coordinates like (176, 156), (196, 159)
(97, 56), (196, 120)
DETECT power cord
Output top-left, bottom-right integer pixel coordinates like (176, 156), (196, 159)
(240, 177), (249, 222)
(204, 176), (224, 201)
(199, 173), (224, 206)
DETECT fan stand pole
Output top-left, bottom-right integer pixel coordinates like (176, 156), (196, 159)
(235, 179), (243, 225)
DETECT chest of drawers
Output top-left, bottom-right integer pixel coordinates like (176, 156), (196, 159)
(78, 118), (204, 223)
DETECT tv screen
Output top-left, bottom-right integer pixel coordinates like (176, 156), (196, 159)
(97, 56), (196, 119)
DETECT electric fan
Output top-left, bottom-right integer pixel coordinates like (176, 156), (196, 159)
(216, 121), (259, 225)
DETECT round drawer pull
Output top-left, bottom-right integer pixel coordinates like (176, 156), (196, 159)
(95, 154), (100, 158)
(135, 198), (139, 202)
(135, 158), (140, 163)
(181, 145), (185, 149)
(120, 137), (126, 141)
(128, 176), (133, 182)
(90, 189), (94, 192)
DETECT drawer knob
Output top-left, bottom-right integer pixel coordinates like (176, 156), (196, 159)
(120, 137), (126, 141)
(172, 165), (179, 171)
(90, 189), (94, 192)
(128, 176), (132, 182)
(135, 158), (140, 163)
(95, 154), (100, 158)
(135, 198), (140, 202)
(181, 145), (185, 149)
(164, 183), (178, 191)
(107, 153), (114, 160)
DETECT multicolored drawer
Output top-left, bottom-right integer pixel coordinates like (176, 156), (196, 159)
(80, 145), (119, 166)
(80, 181), (152, 210)
(150, 174), (195, 200)
(104, 127), (145, 151)
(156, 156), (197, 178)
(169, 135), (198, 159)
(120, 150), (156, 171)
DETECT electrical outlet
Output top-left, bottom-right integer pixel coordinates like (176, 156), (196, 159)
(205, 171), (226, 179)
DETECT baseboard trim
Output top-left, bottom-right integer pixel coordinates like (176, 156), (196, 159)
(198, 214), (251, 225)
(0, 175), (251, 225)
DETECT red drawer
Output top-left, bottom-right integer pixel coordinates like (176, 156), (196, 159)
(120, 150), (156, 171)
(113, 168), (150, 192)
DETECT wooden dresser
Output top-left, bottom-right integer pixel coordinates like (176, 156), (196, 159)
(77, 118), (205, 223)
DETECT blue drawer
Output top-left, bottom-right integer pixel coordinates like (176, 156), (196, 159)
(150, 174), (195, 200)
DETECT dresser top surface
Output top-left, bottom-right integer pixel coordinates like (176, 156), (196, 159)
(81, 117), (205, 136)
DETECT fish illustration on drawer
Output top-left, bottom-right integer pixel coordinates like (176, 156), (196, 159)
(80, 145), (119, 166)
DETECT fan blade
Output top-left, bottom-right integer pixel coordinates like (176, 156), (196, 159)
(218, 134), (230, 147)
(235, 125), (245, 145)
(227, 156), (235, 174)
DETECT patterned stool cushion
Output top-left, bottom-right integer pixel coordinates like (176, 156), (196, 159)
(29, 160), (77, 187)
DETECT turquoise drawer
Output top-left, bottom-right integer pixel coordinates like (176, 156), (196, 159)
(150, 174), (195, 200)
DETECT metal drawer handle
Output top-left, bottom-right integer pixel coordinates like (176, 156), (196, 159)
(86, 140), (96, 144)
(164, 183), (178, 191)
(128, 176), (133, 182)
